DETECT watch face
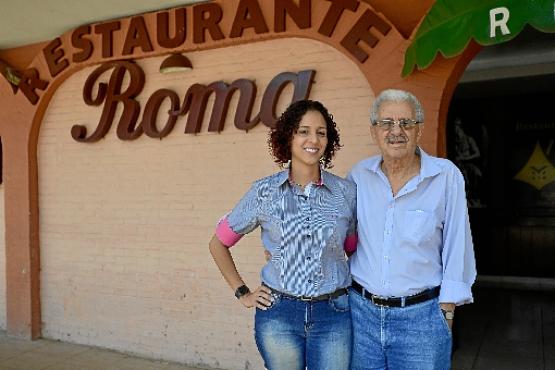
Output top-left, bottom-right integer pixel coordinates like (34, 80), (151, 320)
(442, 310), (455, 320)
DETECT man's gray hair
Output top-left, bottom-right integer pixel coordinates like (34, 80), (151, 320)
(370, 89), (424, 124)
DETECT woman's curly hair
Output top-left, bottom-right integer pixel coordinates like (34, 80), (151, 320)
(268, 100), (341, 169)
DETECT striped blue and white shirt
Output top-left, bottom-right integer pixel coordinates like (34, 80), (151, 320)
(216, 170), (357, 297)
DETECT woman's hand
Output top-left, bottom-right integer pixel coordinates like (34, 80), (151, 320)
(239, 285), (274, 310)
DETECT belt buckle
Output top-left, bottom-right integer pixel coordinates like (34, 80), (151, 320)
(371, 295), (388, 307)
(299, 295), (314, 302)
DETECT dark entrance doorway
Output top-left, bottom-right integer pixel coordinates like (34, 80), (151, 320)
(447, 27), (555, 369)
(448, 81), (555, 278)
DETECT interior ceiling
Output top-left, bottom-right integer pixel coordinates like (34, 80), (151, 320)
(0, 0), (205, 50)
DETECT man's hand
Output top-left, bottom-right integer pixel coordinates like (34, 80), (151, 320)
(440, 302), (455, 330)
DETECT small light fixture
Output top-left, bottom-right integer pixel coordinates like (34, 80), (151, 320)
(0, 58), (21, 91)
(159, 53), (193, 74)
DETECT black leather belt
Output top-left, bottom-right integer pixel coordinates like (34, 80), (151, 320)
(351, 280), (440, 308)
(269, 286), (348, 302)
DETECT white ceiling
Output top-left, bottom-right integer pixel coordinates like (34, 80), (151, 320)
(0, 0), (205, 49)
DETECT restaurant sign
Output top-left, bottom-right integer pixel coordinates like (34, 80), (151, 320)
(71, 62), (315, 142)
(18, 0), (393, 106)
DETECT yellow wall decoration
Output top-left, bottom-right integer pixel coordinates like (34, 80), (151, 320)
(514, 141), (555, 190)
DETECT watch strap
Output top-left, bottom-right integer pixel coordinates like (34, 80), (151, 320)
(234, 284), (250, 299)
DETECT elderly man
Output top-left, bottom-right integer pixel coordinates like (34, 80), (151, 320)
(347, 89), (476, 369)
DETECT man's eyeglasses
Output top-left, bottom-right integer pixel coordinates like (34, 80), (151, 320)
(372, 118), (421, 130)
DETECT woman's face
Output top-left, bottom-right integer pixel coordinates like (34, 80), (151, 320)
(290, 110), (328, 168)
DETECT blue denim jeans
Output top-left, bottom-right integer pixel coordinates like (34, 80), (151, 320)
(349, 287), (452, 370)
(255, 293), (352, 370)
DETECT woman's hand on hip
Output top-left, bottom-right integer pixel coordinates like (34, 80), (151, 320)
(239, 285), (274, 310)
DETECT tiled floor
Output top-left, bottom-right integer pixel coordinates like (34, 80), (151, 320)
(0, 333), (206, 370)
(452, 286), (555, 370)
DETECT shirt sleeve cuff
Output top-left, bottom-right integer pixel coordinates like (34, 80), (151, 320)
(344, 234), (358, 253)
(439, 279), (474, 306)
(215, 217), (243, 248)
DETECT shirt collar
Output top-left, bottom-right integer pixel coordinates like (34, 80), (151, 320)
(276, 168), (331, 190)
(276, 170), (289, 186)
(418, 147), (442, 180)
(366, 147), (442, 181)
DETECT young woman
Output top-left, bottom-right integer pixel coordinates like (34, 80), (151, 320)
(208, 100), (357, 370)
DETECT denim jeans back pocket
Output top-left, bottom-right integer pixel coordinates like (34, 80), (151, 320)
(329, 293), (350, 313)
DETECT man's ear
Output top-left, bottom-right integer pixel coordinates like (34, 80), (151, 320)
(369, 126), (378, 142)
(416, 125), (424, 140)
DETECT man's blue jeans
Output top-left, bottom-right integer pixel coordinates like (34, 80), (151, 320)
(349, 287), (452, 370)
(254, 293), (352, 370)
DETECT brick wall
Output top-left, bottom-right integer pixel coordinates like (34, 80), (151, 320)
(0, 186), (5, 330)
(38, 38), (377, 369)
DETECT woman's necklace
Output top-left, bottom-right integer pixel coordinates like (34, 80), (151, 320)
(291, 178), (319, 188)
(289, 164), (321, 188)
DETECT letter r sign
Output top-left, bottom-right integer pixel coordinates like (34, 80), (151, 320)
(489, 7), (511, 38)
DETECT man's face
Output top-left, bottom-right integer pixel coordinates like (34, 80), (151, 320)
(371, 100), (422, 161)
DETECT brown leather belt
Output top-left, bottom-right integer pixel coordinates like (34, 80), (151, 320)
(351, 280), (440, 308)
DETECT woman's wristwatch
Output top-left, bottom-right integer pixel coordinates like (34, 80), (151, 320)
(441, 309), (455, 320)
(234, 284), (250, 299)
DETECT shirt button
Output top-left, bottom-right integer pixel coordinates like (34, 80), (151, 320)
(306, 234), (311, 238)
(306, 217), (310, 221)
(308, 279), (313, 284)
(306, 256), (311, 261)
(381, 280), (386, 285)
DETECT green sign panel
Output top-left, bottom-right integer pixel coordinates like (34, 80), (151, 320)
(402, 0), (555, 77)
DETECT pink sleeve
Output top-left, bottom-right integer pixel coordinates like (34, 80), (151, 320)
(344, 234), (358, 253)
(215, 217), (243, 248)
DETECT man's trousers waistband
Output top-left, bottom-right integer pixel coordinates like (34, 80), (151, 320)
(351, 280), (440, 308)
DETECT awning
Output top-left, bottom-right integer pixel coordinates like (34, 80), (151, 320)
(402, 0), (555, 77)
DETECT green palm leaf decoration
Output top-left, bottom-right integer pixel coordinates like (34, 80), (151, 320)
(402, 0), (555, 77)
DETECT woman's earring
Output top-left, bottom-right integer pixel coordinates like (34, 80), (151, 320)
(285, 159), (291, 168)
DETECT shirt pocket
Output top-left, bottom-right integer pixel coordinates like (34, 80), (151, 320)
(401, 209), (437, 245)
(319, 212), (349, 286)
(318, 211), (340, 245)
(260, 214), (283, 246)
(259, 194), (284, 245)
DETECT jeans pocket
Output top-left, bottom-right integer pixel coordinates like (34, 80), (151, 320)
(329, 293), (350, 313)
(258, 293), (282, 312)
